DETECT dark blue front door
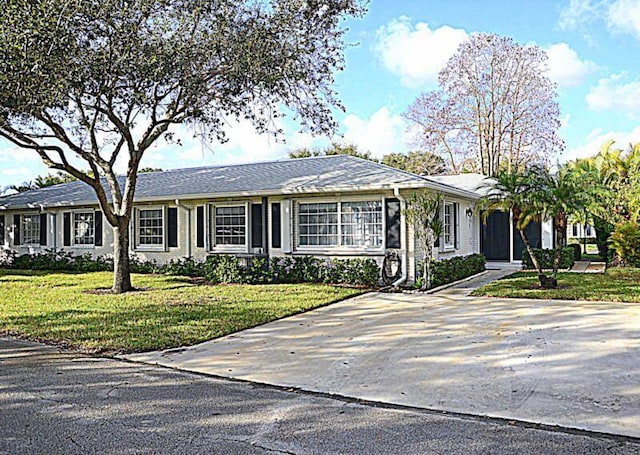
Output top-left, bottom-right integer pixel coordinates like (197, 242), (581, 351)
(481, 211), (510, 261)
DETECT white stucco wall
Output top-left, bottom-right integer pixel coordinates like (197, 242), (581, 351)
(1, 188), (481, 285)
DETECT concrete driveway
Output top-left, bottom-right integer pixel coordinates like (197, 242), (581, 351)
(126, 271), (640, 439)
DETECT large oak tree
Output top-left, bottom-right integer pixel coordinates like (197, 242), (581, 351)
(404, 33), (564, 176)
(0, 0), (365, 292)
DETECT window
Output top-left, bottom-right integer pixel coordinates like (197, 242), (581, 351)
(21, 214), (40, 245)
(299, 202), (338, 246)
(341, 201), (383, 247)
(443, 203), (454, 248)
(137, 208), (164, 247)
(572, 224), (578, 237)
(73, 212), (94, 245)
(585, 224), (593, 236)
(298, 200), (383, 248)
(214, 205), (246, 245)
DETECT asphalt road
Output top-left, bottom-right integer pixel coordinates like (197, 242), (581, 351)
(1, 338), (638, 455)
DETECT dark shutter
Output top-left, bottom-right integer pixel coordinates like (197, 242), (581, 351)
(453, 203), (459, 249)
(196, 206), (204, 248)
(271, 203), (281, 249)
(63, 212), (71, 246)
(167, 207), (178, 248)
(434, 208), (440, 248)
(13, 214), (21, 246)
(251, 203), (263, 248)
(94, 211), (103, 246)
(0, 215), (4, 246)
(385, 198), (401, 249)
(39, 214), (47, 246)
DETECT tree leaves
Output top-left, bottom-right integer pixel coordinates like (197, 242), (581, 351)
(404, 33), (564, 176)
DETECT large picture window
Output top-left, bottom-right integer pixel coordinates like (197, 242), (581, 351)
(73, 212), (94, 245)
(21, 214), (40, 245)
(298, 200), (383, 248)
(341, 201), (383, 247)
(299, 202), (338, 246)
(137, 208), (164, 247)
(214, 205), (246, 245)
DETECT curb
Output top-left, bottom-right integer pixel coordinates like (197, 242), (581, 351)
(118, 355), (640, 445)
(401, 269), (491, 295)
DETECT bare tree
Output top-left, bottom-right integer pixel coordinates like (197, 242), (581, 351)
(0, 0), (364, 292)
(404, 33), (563, 176)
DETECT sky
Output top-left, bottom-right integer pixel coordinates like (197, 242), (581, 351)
(2, 0), (640, 189)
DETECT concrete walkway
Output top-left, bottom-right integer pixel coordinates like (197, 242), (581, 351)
(125, 268), (640, 439)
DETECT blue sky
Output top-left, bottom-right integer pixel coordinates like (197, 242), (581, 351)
(2, 0), (640, 189)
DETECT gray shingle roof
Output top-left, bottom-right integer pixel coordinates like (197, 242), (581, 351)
(427, 173), (490, 195)
(0, 155), (478, 209)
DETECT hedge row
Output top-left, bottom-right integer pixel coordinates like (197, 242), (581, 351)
(417, 253), (486, 290)
(522, 247), (575, 270)
(0, 249), (380, 287)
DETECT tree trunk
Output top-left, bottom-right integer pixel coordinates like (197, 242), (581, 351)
(552, 215), (567, 281)
(113, 218), (133, 293)
(519, 229), (550, 287)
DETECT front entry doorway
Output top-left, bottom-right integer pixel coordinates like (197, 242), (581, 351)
(481, 211), (510, 260)
(481, 211), (542, 262)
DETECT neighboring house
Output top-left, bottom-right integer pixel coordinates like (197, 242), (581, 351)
(430, 173), (555, 262)
(567, 221), (596, 241)
(0, 155), (482, 283)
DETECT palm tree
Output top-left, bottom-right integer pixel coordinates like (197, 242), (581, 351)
(532, 165), (589, 285)
(479, 168), (548, 285)
(569, 141), (640, 260)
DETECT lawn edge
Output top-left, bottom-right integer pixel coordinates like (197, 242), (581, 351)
(0, 284), (370, 356)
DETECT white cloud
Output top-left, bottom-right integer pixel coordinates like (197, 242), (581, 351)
(0, 144), (49, 190)
(558, 0), (601, 31)
(545, 43), (597, 87)
(559, 0), (640, 41)
(563, 125), (640, 161)
(374, 17), (468, 88)
(139, 117), (325, 171)
(341, 107), (409, 157)
(608, 0), (640, 39)
(586, 72), (640, 113)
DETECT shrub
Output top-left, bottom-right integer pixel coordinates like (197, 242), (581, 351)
(286, 255), (322, 283)
(522, 247), (575, 270)
(2, 250), (381, 287)
(0, 250), (16, 267)
(244, 256), (271, 284)
(129, 255), (161, 274)
(163, 257), (205, 277)
(320, 258), (379, 286)
(567, 243), (582, 262)
(417, 253), (486, 290)
(203, 254), (244, 284)
(609, 221), (640, 267)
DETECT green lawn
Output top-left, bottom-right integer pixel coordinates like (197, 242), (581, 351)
(0, 270), (362, 354)
(471, 268), (640, 302)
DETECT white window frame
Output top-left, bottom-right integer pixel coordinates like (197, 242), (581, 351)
(21, 213), (41, 246)
(71, 210), (95, 248)
(208, 202), (249, 253)
(443, 202), (455, 249)
(298, 201), (339, 247)
(295, 196), (385, 253)
(135, 206), (165, 250)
